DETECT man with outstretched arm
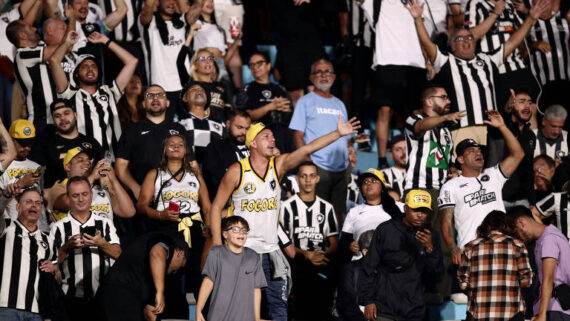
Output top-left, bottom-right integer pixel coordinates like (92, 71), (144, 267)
(210, 116), (359, 321)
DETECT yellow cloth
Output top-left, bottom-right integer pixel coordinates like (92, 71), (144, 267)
(177, 213), (203, 248)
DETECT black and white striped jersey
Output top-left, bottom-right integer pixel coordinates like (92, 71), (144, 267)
(14, 44), (56, 127)
(533, 128), (569, 159)
(434, 47), (504, 127)
(0, 219), (56, 313)
(465, 0), (525, 74)
(382, 167), (405, 199)
(536, 192), (569, 239)
(529, 13), (570, 85)
(279, 194), (338, 252)
(98, 0), (141, 41)
(404, 113), (454, 191)
(58, 81), (123, 158)
(50, 213), (119, 299)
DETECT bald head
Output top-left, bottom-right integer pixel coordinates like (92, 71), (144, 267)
(43, 19), (67, 46)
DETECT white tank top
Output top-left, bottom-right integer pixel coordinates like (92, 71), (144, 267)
(230, 156), (281, 254)
(153, 169), (201, 215)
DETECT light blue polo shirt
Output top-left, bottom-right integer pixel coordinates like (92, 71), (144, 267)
(289, 92), (349, 172)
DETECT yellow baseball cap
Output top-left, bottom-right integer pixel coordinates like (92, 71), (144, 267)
(63, 147), (94, 165)
(245, 122), (267, 148)
(405, 190), (432, 210)
(357, 168), (387, 187)
(9, 119), (35, 144)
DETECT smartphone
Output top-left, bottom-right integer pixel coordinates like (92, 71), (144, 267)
(168, 201), (180, 212)
(81, 226), (97, 236)
(33, 166), (46, 178)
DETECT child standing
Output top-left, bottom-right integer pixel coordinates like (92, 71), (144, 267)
(197, 216), (267, 321)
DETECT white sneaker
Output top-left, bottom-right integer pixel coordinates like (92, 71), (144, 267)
(450, 293), (468, 304)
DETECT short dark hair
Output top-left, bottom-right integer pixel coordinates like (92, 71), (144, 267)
(533, 154), (555, 168)
(6, 20), (25, 47)
(505, 205), (533, 230)
(476, 211), (507, 238)
(15, 187), (42, 203)
(250, 51), (271, 64)
(420, 84), (445, 103)
(297, 161), (317, 173)
(512, 87), (532, 97)
(66, 176), (91, 195)
(358, 230), (375, 251)
(145, 84), (166, 95)
(227, 109), (251, 122)
(221, 216), (249, 231)
(389, 135), (405, 150)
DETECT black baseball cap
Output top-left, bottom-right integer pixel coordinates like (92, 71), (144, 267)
(50, 98), (75, 114)
(455, 139), (483, 156)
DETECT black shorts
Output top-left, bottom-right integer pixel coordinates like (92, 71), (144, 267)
(372, 65), (426, 114)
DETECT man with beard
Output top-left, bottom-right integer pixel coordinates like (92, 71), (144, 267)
(404, 84), (464, 302)
(178, 81), (226, 164)
(290, 59), (353, 218)
(29, 98), (103, 187)
(381, 135), (407, 201)
(501, 88), (537, 209)
(49, 31), (138, 158)
(202, 109), (251, 200)
(115, 85), (188, 200)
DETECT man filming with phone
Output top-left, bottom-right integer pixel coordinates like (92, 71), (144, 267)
(49, 176), (121, 321)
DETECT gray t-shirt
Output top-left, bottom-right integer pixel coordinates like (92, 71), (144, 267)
(203, 245), (267, 321)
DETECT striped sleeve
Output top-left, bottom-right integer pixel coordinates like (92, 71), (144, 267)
(405, 114), (422, 139)
(277, 223), (291, 248)
(536, 193), (557, 218)
(438, 181), (455, 208)
(16, 46), (44, 65)
(104, 219), (120, 245)
(325, 205), (339, 236)
(464, 0), (477, 28)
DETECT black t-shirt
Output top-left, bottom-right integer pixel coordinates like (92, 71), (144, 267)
(235, 81), (291, 126)
(197, 81), (231, 110)
(29, 130), (104, 186)
(116, 118), (190, 184)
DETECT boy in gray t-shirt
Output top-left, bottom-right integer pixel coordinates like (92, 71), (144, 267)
(197, 216), (267, 321)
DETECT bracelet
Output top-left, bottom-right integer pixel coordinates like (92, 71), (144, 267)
(105, 39), (112, 47)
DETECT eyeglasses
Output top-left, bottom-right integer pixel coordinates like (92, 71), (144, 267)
(311, 69), (334, 76)
(362, 178), (380, 185)
(248, 60), (267, 69)
(430, 95), (450, 100)
(225, 226), (249, 234)
(454, 35), (474, 42)
(197, 56), (214, 63)
(144, 92), (166, 99)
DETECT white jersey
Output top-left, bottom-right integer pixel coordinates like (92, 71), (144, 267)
(154, 169), (201, 215)
(90, 185), (113, 220)
(342, 202), (405, 242)
(438, 165), (508, 248)
(139, 15), (188, 92)
(0, 159), (49, 232)
(230, 157), (281, 254)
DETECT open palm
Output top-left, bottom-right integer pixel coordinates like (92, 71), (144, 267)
(337, 116), (360, 137)
(405, 0), (424, 18)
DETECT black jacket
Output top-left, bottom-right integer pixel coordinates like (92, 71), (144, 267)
(358, 218), (443, 321)
(202, 138), (248, 199)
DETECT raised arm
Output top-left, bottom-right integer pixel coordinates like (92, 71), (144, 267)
(467, 0), (505, 41)
(21, 0), (42, 25)
(140, 0), (157, 26)
(406, 0), (437, 63)
(414, 111), (466, 137)
(504, 0), (548, 59)
(276, 116), (359, 175)
(87, 32), (138, 91)
(103, 0), (128, 30)
(101, 164), (136, 218)
(182, 0), (203, 25)
(0, 118), (17, 171)
(483, 110), (524, 176)
(210, 163), (240, 245)
(48, 31), (78, 93)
